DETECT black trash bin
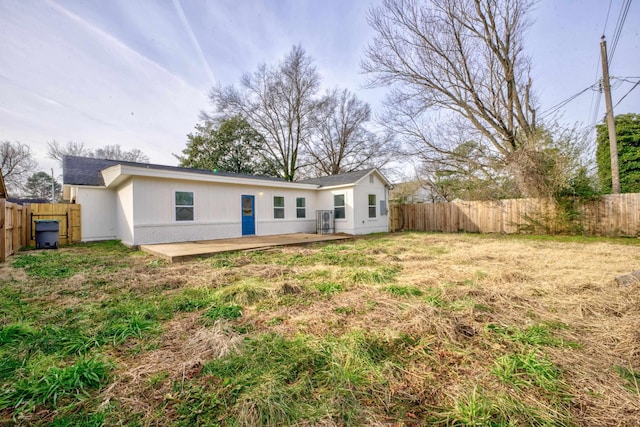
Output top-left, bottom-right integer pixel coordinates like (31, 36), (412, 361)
(35, 220), (60, 249)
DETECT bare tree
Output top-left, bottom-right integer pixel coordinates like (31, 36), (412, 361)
(47, 141), (92, 165)
(363, 0), (547, 196)
(305, 88), (396, 176)
(93, 145), (149, 163)
(206, 45), (320, 181)
(48, 141), (149, 166)
(0, 141), (38, 195)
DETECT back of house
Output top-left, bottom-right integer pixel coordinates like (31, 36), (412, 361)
(63, 155), (392, 246)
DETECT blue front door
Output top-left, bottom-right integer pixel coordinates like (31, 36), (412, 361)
(241, 195), (255, 236)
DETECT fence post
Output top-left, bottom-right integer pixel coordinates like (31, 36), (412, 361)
(0, 199), (5, 263)
(12, 203), (19, 255)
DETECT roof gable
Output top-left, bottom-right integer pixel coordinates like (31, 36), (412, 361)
(297, 168), (392, 188)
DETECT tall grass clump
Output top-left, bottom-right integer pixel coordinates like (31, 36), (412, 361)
(492, 351), (564, 394)
(0, 356), (112, 413)
(189, 331), (398, 425)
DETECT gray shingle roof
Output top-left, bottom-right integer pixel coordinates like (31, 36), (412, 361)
(297, 169), (375, 187)
(62, 155), (287, 186)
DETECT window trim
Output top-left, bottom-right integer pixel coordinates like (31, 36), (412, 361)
(273, 196), (285, 219)
(175, 190), (194, 222)
(368, 194), (377, 218)
(334, 193), (346, 220)
(296, 197), (306, 219)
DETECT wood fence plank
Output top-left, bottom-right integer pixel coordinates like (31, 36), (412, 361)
(392, 193), (640, 237)
(0, 199), (5, 263)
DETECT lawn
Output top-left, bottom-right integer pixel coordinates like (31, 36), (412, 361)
(1, 233), (639, 426)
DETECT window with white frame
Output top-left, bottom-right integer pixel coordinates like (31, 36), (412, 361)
(296, 197), (306, 218)
(175, 191), (194, 221)
(368, 194), (377, 218)
(274, 196), (285, 219)
(334, 194), (345, 219)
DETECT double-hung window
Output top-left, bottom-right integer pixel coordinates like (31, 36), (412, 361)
(368, 194), (377, 218)
(274, 196), (285, 219)
(296, 197), (306, 218)
(175, 191), (194, 221)
(334, 194), (345, 219)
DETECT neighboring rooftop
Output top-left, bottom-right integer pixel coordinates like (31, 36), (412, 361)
(62, 155), (287, 186)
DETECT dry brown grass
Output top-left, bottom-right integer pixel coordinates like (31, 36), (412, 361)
(4, 233), (640, 425)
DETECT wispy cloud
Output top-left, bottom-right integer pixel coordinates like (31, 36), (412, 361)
(172, 0), (216, 87)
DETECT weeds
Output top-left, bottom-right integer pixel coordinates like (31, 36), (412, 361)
(315, 282), (344, 296)
(615, 365), (640, 394)
(1, 356), (112, 413)
(1, 233), (638, 425)
(385, 284), (423, 297)
(349, 265), (400, 284)
(486, 323), (578, 348)
(493, 350), (564, 393)
(203, 304), (242, 321)
(12, 241), (134, 279)
(195, 331), (395, 425)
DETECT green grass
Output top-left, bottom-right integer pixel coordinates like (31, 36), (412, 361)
(183, 331), (397, 425)
(315, 281), (344, 296)
(433, 387), (572, 426)
(493, 350), (564, 393)
(203, 304), (243, 321)
(615, 365), (640, 394)
(348, 265), (400, 284)
(169, 287), (218, 312)
(385, 284), (423, 297)
(486, 323), (579, 348)
(0, 356), (112, 413)
(1, 232), (635, 425)
(11, 240), (135, 279)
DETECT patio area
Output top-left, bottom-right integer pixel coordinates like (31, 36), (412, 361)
(140, 233), (352, 263)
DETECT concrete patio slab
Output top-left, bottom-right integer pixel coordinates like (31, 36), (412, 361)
(140, 233), (352, 262)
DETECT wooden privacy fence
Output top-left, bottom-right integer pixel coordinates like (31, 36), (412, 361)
(390, 193), (640, 237)
(0, 201), (82, 262)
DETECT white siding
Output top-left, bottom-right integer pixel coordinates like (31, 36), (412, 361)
(127, 177), (319, 245)
(315, 188), (356, 234)
(352, 173), (389, 234)
(116, 180), (134, 245)
(75, 187), (117, 241)
(71, 170), (390, 246)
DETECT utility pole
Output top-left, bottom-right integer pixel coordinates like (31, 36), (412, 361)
(51, 168), (55, 203)
(600, 36), (620, 194)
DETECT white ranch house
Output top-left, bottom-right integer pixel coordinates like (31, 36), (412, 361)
(62, 156), (393, 246)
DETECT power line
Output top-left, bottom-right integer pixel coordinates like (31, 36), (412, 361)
(608, 0), (633, 65)
(612, 79), (640, 110)
(603, 0), (614, 35)
(540, 84), (598, 119)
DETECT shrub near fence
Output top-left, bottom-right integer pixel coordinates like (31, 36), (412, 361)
(0, 201), (82, 262)
(390, 193), (640, 237)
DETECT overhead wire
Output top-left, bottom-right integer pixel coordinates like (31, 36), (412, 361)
(612, 79), (640, 110)
(588, 0), (615, 128)
(539, 84), (598, 119)
(608, 0), (633, 65)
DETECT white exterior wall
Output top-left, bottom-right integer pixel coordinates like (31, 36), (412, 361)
(75, 187), (117, 241)
(127, 177), (318, 245)
(352, 173), (390, 234)
(315, 187), (356, 234)
(116, 180), (134, 245)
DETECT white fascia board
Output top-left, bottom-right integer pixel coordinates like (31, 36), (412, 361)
(316, 183), (356, 191)
(101, 164), (320, 190)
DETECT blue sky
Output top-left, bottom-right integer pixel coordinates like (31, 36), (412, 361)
(1, 0), (638, 177)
